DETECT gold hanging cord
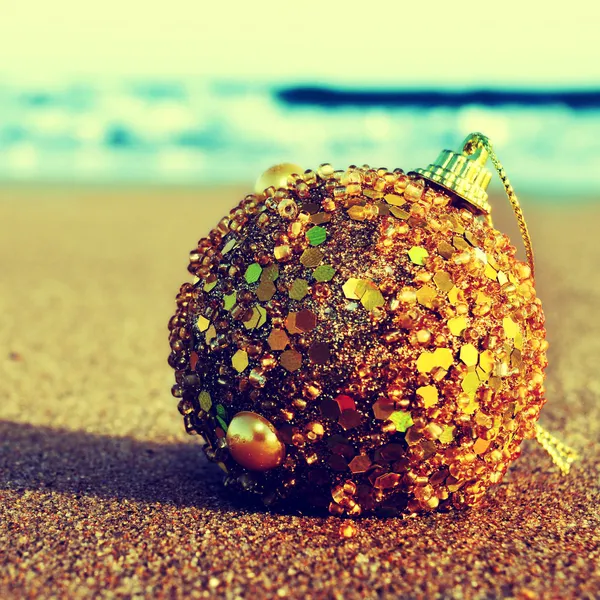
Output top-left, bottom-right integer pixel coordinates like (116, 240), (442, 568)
(462, 133), (536, 279)
(465, 133), (580, 474)
(534, 424), (580, 475)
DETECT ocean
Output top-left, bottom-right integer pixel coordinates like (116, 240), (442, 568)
(1, 80), (599, 195)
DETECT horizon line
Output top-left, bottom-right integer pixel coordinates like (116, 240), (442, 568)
(277, 86), (600, 109)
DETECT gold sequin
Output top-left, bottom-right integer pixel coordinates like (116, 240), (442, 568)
(373, 398), (395, 420)
(384, 193), (405, 206)
(389, 411), (414, 432)
(196, 315), (210, 332)
(267, 329), (290, 351)
(437, 241), (455, 259)
(244, 305), (267, 329)
(348, 455), (372, 474)
(453, 236), (469, 251)
(285, 312), (300, 334)
(205, 325), (216, 344)
(398, 288), (417, 304)
(439, 425), (455, 443)
(484, 263), (498, 280)
(310, 212), (332, 225)
(497, 271), (509, 286)
(433, 271), (454, 292)
(416, 285), (436, 308)
(361, 287), (385, 311)
(476, 291), (491, 305)
(460, 344), (479, 367)
(461, 372), (481, 395)
(474, 248), (488, 264)
(389, 206), (410, 220)
(462, 396), (479, 414)
(417, 348), (453, 373)
(363, 188), (383, 199)
(313, 265), (336, 282)
(515, 331), (524, 350)
(342, 277), (362, 300)
(511, 349), (523, 369)
(448, 316), (467, 336)
(447, 286), (460, 305)
(447, 215), (465, 234)
(503, 316), (519, 339)
(473, 438), (491, 454)
(300, 247), (323, 268)
(256, 280), (276, 301)
(280, 349), (302, 372)
(274, 244), (292, 261)
(416, 385), (439, 408)
(476, 366), (489, 382)
(416, 352), (436, 374)
(338, 409), (363, 431)
(261, 264), (280, 282)
(434, 348), (454, 369)
(232, 349), (249, 373)
(347, 206), (367, 221)
(479, 350), (494, 373)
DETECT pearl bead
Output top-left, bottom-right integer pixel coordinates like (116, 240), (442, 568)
(254, 163), (303, 194)
(226, 411), (285, 471)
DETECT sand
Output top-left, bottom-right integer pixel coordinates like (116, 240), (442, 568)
(0, 186), (599, 599)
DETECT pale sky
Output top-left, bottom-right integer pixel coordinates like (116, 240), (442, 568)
(1, 0), (599, 85)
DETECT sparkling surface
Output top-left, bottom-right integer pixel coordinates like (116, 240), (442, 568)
(1, 189), (598, 599)
(171, 166), (555, 518)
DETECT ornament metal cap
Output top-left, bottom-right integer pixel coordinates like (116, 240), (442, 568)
(413, 133), (493, 216)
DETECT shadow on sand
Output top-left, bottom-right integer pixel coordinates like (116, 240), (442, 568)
(0, 420), (239, 509)
(0, 420), (330, 517)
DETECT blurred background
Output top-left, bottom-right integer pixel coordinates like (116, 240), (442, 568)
(1, 0), (599, 194)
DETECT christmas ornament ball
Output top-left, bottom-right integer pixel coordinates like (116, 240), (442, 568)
(168, 141), (548, 516)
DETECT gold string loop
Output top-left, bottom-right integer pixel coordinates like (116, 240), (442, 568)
(534, 424), (580, 475)
(462, 133), (536, 279)
(463, 134), (581, 475)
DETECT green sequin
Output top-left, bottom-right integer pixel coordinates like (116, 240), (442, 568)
(390, 410), (413, 432)
(313, 264), (335, 282)
(198, 391), (212, 412)
(245, 263), (263, 284)
(289, 278), (309, 300)
(408, 247), (429, 266)
(223, 291), (237, 311)
(306, 226), (327, 246)
(222, 238), (237, 254)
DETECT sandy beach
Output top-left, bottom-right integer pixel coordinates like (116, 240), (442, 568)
(1, 185), (599, 599)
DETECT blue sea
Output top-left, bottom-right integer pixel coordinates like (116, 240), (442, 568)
(0, 80), (599, 194)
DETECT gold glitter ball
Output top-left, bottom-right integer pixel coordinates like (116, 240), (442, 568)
(169, 157), (549, 518)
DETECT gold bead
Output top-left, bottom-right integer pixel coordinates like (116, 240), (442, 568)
(254, 163), (303, 194)
(226, 411), (285, 471)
